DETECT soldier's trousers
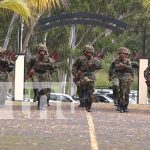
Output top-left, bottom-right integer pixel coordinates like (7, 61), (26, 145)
(37, 88), (51, 109)
(80, 81), (94, 103)
(0, 82), (7, 106)
(125, 82), (131, 106)
(33, 88), (38, 102)
(113, 85), (119, 105)
(119, 79), (128, 105)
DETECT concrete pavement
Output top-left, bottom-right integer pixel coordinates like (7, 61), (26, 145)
(0, 101), (150, 150)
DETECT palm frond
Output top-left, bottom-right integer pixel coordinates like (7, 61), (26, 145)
(0, 0), (30, 24)
(142, 0), (150, 8)
(28, 0), (61, 12)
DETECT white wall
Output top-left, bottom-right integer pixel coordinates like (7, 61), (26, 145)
(138, 59), (148, 104)
(14, 55), (25, 100)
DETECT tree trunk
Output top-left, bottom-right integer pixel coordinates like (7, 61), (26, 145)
(69, 25), (76, 96)
(3, 13), (18, 50)
(62, 72), (67, 94)
(43, 32), (48, 46)
(22, 14), (41, 53)
(19, 18), (24, 52)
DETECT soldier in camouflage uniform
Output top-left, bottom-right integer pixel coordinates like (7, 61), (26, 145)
(72, 45), (102, 112)
(109, 47), (132, 113)
(144, 65), (150, 103)
(0, 47), (15, 106)
(27, 44), (55, 110)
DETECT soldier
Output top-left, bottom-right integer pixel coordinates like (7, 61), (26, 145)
(144, 65), (150, 103)
(109, 47), (132, 113)
(72, 45), (102, 112)
(27, 44), (55, 110)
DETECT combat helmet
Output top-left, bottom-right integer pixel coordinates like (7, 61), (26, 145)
(125, 48), (131, 56)
(38, 44), (48, 54)
(84, 45), (94, 53)
(0, 47), (5, 53)
(118, 47), (127, 54)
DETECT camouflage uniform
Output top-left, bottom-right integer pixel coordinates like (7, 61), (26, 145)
(144, 66), (150, 101)
(28, 44), (55, 109)
(72, 45), (102, 112)
(109, 47), (132, 113)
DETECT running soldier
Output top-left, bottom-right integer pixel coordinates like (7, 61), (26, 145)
(109, 47), (132, 113)
(72, 45), (102, 112)
(27, 44), (55, 110)
(0, 47), (15, 106)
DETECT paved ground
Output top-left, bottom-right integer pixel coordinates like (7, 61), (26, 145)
(0, 101), (150, 150)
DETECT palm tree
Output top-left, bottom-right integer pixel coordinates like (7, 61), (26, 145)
(143, 0), (150, 7)
(0, 0), (31, 49)
(22, 0), (68, 53)
(0, 0), (30, 23)
(0, 0), (68, 51)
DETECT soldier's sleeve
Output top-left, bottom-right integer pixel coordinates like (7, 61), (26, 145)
(132, 61), (139, 69)
(109, 61), (116, 77)
(73, 57), (82, 70)
(144, 68), (149, 80)
(48, 57), (55, 68)
(8, 61), (15, 72)
(27, 57), (36, 72)
(93, 58), (103, 70)
(122, 60), (132, 72)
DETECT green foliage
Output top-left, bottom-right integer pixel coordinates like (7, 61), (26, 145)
(95, 71), (139, 90)
(95, 71), (111, 87)
(0, 0), (149, 93)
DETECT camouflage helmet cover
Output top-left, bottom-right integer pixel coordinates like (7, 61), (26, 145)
(0, 47), (5, 53)
(38, 44), (48, 53)
(118, 47), (127, 54)
(84, 45), (94, 53)
(125, 48), (131, 55)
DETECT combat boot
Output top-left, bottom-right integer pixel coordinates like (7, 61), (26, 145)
(123, 104), (129, 112)
(85, 100), (88, 110)
(78, 103), (84, 107)
(47, 94), (50, 106)
(47, 101), (50, 106)
(114, 98), (118, 106)
(116, 105), (120, 111)
(119, 104), (124, 113)
(78, 100), (85, 107)
(87, 102), (92, 112)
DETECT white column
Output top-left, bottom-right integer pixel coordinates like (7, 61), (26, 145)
(14, 55), (25, 100)
(138, 59), (148, 104)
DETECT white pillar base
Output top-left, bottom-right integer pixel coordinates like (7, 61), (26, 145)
(14, 55), (25, 101)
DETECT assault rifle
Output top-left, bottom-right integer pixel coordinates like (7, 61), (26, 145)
(0, 50), (18, 62)
(94, 48), (105, 60)
(73, 49), (104, 83)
